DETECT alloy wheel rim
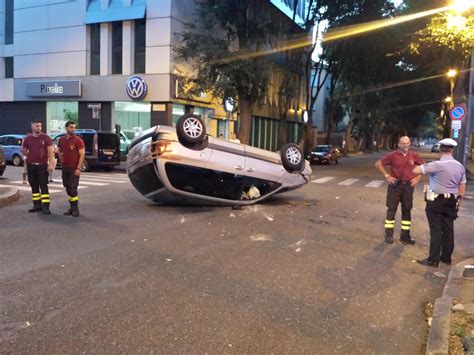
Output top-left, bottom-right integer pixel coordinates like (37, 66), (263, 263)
(286, 147), (301, 165)
(183, 118), (203, 138)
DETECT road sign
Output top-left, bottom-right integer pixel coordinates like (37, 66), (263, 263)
(451, 120), (462, 129)
(454, 129), (459, 139)
(449, 104), (467, 121)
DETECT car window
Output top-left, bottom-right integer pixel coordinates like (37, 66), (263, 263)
(165, 163), (245, 200)
(123, 131), (136, 140)
(314, 146), (330, 152)
(0, 137), (4, 145)
(6, 137), (17, 145)
(98, 133), (119, 149)
(15, 138), (22, 146)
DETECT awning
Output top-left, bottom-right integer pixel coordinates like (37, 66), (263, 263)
(85, 0), (146, 25)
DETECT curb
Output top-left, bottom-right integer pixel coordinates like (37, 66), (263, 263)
(426, 258), (474, 355)
(0, 186), (20, 207)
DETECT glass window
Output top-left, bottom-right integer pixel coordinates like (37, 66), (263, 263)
(134, 19), (146, 73)
(5, 0), (13, 45)
(5, 57), (13, 78)
(165, 163), (245, 200)
(172, 104), (185, 127)
(129, 163), (164, 196)
(90, 24), (101, 75)
(46, 102), (79, 136)
(112, 21), (123, 74)
(114, 101), (151, 134)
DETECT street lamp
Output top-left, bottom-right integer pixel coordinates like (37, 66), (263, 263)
(444, 96), (453, 103)
(450, 0), (474, 14)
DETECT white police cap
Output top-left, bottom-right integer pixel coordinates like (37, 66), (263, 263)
(438, 138), (458, 147)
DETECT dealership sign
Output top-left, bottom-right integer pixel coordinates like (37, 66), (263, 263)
(126, 76), (148, 100)
(26, 80), (82, 97)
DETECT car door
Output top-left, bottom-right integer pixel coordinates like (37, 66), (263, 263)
(243, 145), (284, 199)
(4, 136), (15, 161)
(165, 138), (246, 201)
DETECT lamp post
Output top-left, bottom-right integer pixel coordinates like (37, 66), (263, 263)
(446, 69), (457, 138)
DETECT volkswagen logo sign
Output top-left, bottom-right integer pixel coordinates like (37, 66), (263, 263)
(126, 76), (148, 100)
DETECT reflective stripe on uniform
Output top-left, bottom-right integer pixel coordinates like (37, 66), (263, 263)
(385, 219), (395, 229)
(401, 225), (411, 230)
(32, 193), (41, 201)
(69, 196), (79, 202)
(401, 220), (411, 225)
(41, 200), (50, 203)
(41, 194), (50, 198)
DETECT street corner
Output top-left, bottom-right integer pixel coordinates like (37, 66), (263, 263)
(0, 186), (20, 208)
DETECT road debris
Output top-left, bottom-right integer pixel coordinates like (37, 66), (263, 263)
(166, 258), (172, 262)
(250, 234), (272, 242)
(229, 213), (236, 218)
(180, 217), (185, 223)
(434, 272), (447, 278)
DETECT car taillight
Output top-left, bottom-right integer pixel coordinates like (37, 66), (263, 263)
(150, 140), (170, 159)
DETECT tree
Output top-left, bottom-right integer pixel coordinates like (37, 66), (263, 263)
(176, 0), (278, 145)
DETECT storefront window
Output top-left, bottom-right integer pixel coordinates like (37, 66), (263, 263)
(172, 104), (185, 127)
(47, 102), (79, 136)
(114, 101), (151, 137)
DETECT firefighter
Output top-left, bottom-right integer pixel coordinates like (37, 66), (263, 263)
(375, 136), (424, 244)
(413, 138), (466, 267)
(57, 121), (85, 217)
(22, 120), (55, 215)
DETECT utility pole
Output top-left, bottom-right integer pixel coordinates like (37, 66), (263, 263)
(455, 50), (473, 167)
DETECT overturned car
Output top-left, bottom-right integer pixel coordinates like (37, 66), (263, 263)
(127, 114), (312, 205)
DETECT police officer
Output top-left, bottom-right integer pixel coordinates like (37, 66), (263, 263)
(57, 121), (85, 217)
(375, 136), (424, 244)
(22, 120), (55, 215)
(413, 138), (466, 267)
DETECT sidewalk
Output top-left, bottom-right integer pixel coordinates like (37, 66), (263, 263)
(426, 260), (474, 354)
(0, 186), (19, 207)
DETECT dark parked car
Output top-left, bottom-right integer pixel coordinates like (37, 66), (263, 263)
(0, 146), (6, 176)
(52, 129), (121, 171)
(0, 134), (26, 166)
(307, 145), (341, 164)
(431, 143), (441, 153)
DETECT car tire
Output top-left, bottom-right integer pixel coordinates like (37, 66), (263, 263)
(280, 144), (304, 172)
(336, 158), (339, 164)
(12, 154), (23, 166)
(176, 114), (207, 146)
(81, 159), (89, 172)
(104, 166), (113, 172)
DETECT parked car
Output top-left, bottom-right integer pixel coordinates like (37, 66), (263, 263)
(119, 130), (137, 156)
(0, 145), (6, 176)
(431, 143), (441, 153)
(127, 114), (312, 206)
(0, 134), (26, 166)
(307, 145), (341, 164)
(52, 129), (121, 171)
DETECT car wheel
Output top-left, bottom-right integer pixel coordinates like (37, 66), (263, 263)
(80, 159), (89, 172)
(176, 114), (206, 146)
(336, 158), (339, 164)
(12, 154), (23, 166)
(280, 144), (304, 172)
(104, 166), (113, 172)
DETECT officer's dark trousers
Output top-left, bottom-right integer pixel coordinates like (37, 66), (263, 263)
(27, 163), (50, 208)
(425, 198), (457, 263)
(385, 182), (414, 238)
(62, 167), (80, 207)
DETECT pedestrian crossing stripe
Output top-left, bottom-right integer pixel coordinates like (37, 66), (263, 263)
(78, 177), (128, 183)
(312, 177), (336, 184)
(82, 174), (128, 181)
(365, 180), (384, 188)
(0, 184), (63, 194)
(338, 178), (360, 186)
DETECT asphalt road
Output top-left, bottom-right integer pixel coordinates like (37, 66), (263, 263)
(1, 148), (473, 354)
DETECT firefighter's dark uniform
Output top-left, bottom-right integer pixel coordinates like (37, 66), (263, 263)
(417, 139), (466, 267)
(380, 150), (424, 243)
(58, 134), (85, 217)
(22, 133), (53, 214)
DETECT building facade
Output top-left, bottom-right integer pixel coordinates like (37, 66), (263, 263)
(0, 0), (307, 150)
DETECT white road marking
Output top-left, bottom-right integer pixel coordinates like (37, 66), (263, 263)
(338, 178), (360, 186)
(80, 177), (128, 184)
(0, 184), (62, 194)
(312, 176), (335, 184)
(365, 180), (385, 188)
(82, 174), (128, 181)
(9, 181), (86, 189)
(69, 180), (108, 186)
